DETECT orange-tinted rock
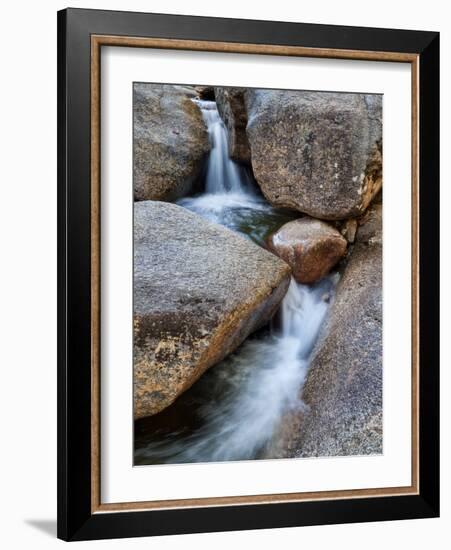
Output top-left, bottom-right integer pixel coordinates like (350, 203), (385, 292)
(268, 218), (347, 284)
(134, 201), (291, 419)
(341, 218), (358, 243)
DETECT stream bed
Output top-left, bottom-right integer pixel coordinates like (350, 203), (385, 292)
(134, 99), (337, 465)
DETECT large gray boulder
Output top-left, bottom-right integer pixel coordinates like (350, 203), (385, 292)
(214, 87), (251, 164)
(290, 203), (383, 456)
(134, 201), (291, 419)
(245, 89), (382, 220)
(134, 84), (210, 201)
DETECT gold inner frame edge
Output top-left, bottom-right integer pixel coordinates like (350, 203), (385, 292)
(90, 34), (420, 514)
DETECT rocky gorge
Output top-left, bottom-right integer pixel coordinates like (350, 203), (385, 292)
(133, 83), (383, 463)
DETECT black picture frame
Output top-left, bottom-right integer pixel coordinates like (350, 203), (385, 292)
(57, 7), (439, 541)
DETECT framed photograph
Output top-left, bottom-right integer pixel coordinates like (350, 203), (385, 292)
(57, 8), (439, 541)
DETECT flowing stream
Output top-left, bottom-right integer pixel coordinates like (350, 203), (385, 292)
(134, 100), (337, 465)
(177, 100), (297, 245)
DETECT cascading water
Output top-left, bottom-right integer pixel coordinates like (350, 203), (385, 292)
(135, 277), (335, 464)
(177, 100), (294, 244)
(134, 99), (338, 464)
(199, 100), (245, 195)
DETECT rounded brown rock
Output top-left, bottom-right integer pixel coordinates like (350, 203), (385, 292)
(267, 217), (347, 284)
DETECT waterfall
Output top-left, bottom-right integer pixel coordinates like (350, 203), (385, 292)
(281, 279), (333, 354)
(135, 276), (335, 464)
(177, 100), (267, 226)
(135, 98), (338, 465)
(198, 100), (244, 194)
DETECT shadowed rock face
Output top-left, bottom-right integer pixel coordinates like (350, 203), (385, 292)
(194, 86), (215, 100)
(134, 201), (291, 419)
(134, 84), (210, 201)
(267, 217), (347, 284)
(292, 203), (383, 456)
(245, 90), (382, 220)
(214, 87), (251, 164)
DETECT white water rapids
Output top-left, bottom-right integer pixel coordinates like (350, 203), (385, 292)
(134, 100), (337, 464)
(178, 100), (275, 234)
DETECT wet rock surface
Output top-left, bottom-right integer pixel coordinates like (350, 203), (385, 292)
(214, 87), (251, 164)
(134, 83), (210, 201)
(134, 201), (291, 419)
(267, 217), (347, 284)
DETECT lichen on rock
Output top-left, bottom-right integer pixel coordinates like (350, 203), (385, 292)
(134, 201), (291, 419)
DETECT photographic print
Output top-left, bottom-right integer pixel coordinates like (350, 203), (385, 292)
(58, 11), (440, 539)
(133, 83), (383, 466)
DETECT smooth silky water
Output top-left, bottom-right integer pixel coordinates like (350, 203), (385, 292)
(134, 100), (338, 464)
(178, 100), (297, 245)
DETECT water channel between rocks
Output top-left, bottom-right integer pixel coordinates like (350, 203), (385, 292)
(134, 99), (338, 465)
